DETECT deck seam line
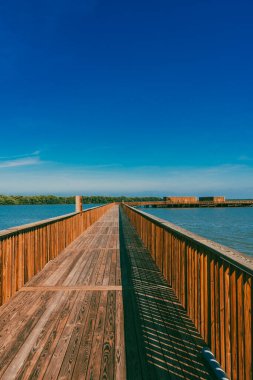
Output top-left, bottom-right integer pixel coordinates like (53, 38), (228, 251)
(20, 286), (122, 291)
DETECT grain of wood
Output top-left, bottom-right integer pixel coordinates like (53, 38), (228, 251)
(0, 206), (126, 380)
(119, 207), (214, 380)
(1, 202), (251, 380)
(122, 203), (253, 380)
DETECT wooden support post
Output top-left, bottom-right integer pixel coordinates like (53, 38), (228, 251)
(75, 196), (83, 213)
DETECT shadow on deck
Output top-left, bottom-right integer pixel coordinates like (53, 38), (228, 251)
(119, 208), (214, 380)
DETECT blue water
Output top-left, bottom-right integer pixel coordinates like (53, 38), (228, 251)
(1, 204), (252, 257)
(139, 207), (253, 257)
(0, 204), (102, 231)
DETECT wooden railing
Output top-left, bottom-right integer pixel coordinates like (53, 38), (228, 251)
(0, 203), (113, 305)
(122, 203), (253, 380)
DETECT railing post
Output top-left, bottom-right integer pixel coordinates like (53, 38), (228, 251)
(75, 195), (83, 213)
(121, 203), (253, 379)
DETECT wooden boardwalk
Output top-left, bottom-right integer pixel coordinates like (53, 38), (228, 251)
(119, 209), (214, 380)
(0, 206), (213, 379)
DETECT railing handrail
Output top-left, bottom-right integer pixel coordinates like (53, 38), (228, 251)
(0, 204), (108, 238)
(122, 203), (253, 379)
(123, 203), (253, 276)
(0, 202), (114, 305)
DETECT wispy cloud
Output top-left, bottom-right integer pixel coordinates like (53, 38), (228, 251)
(0, 162), (252, 197)
(0, 150), (40, 160)
(238, 155), (251, 162)
(0, 156), (41, 169)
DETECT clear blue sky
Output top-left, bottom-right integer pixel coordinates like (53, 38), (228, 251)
(0, 0), (253, 196)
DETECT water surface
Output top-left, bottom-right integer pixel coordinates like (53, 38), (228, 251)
(0, 204), (102, 231)
(139, 207), (253, 257)
(1, 204), (252, 258)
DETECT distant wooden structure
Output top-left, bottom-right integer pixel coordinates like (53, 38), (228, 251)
(128, 198), (253, 208)
(0, 199), (252, 379)
(199, 196), (225, 203)
(163, 196), (198, 203)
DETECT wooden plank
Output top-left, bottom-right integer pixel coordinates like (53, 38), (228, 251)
(4, 292), (65, 379)
(0, 286), (32, 320)
(215, 258), (220, 362)
(244, 276), (252, 380)
(187, 246), (192, 319)
(0, 291), (40, 338)
(0, 206), (124, 380)
(230, 269), (238, 379)
(210, 255), (215, 354)
(84, 249), (105, 285)
(20, 285), (122, 291)
(197, 249), (201, 332)
(203, 253), (209, 343)
(99, 291), (116, 379)
(68, 247), (99, 286)
(42, 291), (92, 379)
(120, 206), (214, 380)
(224, 264), (231, 377)
(114, 290), (126, 379)
(16, 290), (79, 380)
(82, 249), (103, 286)
(61, 246), (95, 286)
(3, 203), (243, 380)
(219, 261), (225, 369)
(237, 272), (245, 379)
(0, 291), (55, 378)
(109, 248), (117, 285)
(116, 248), (122, 286)
(96, 249), (110, 286)
(70, 291), (101, 379)
(200, 252), (205, 338)
(102, 249), (113, 286)
(85, 291), (108, 379)
(57, 291), (99, 379)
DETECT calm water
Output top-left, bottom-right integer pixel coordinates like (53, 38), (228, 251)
(0, 204), (102, 231)
(139, 207), (253, 257)
(1, 204), (253, 257)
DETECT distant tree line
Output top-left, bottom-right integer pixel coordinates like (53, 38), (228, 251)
(0, 195), (162, 205)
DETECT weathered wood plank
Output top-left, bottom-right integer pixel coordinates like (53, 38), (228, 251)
(119, 207), (214, 380)
(82, 291), (108, 379)
(0, 204), (225, 380)
(57, 291), (98, 379)
(16, 290), (79, 380)
(99, 291), (116, 379)
(114, 290), (126, 379)
(0, 206), (126, 379)
(0, 291), (55, 377)
(20, 285), (122, 291)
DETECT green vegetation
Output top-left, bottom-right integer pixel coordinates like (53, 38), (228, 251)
(0, 195), (162, 205)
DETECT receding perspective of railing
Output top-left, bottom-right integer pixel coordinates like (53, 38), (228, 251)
(122, 203), (253, 380)
(0, 203), (114, 306)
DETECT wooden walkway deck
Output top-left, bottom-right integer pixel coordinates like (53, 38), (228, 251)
(0, 206), (214, 379)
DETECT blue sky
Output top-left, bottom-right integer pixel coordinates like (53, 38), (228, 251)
(0, 0), (253, 196)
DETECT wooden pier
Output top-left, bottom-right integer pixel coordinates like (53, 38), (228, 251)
(0, 202), (252, 379)
(127, 200), (253, 208)
(0, 206), (125, 379)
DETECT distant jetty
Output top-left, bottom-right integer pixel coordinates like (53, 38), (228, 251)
(126, 196), (253, 208)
